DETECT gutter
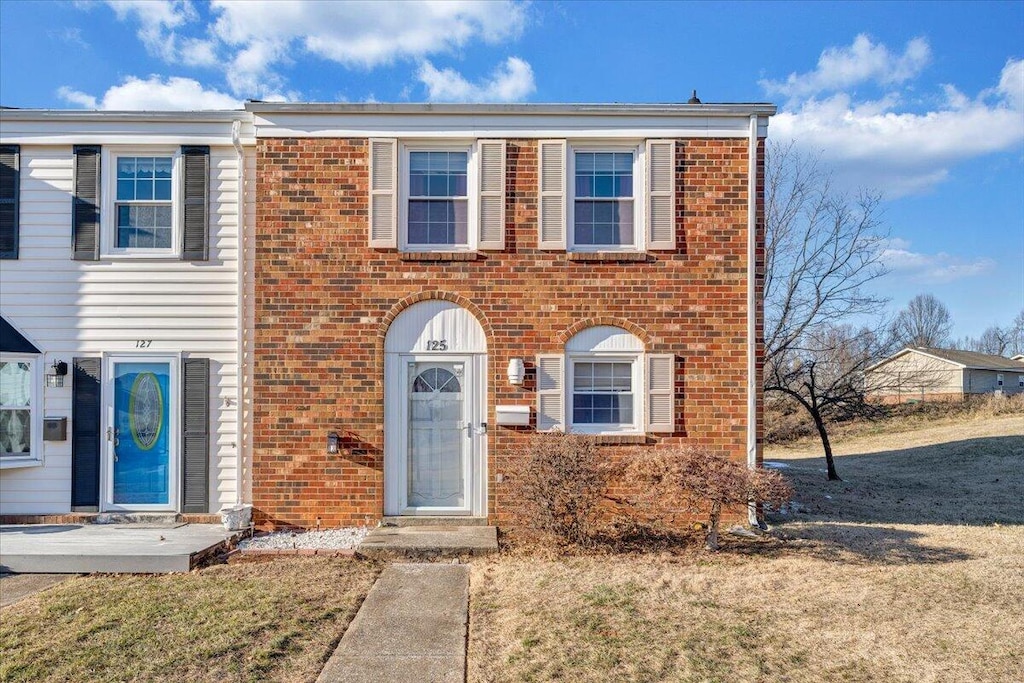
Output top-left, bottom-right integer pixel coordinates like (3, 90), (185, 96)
(746, 114), (760, 528)
(231, 119), (246, 507)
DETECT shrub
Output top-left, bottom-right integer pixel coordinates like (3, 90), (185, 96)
(618, 446), (792, 550)
(508, 432), (609, 546)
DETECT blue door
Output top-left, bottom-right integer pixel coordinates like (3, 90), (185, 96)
(112, 361), (171, 506)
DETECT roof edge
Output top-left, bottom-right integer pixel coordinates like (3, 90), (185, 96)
(0, 109), (247, 123)
(244, 102), (778, 116)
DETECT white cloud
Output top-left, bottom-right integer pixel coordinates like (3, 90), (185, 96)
(418, 57), (535, 102)
(99, 0), (529, 98)
(766, 37), (1024, 196)
(105, 0), (199, 63)
(761, 34), (930, 99)
(881, 238), (997, 284)
(58, 75), (242, 110)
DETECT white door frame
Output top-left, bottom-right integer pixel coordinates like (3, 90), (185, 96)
(384, 352), (487, 516)
(101, 353), (180, 512)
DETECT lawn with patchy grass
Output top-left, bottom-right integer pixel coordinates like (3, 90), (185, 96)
(0, 557), (381, 683)
(469, 414), (1024, 682)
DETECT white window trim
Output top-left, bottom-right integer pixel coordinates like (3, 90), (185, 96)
(100, 146), (182, 259)
(567, 352), (644, 435)
(1017, 375), (1023, 388)
(398, 141), (479, 252)
(0, 353), (43, 468)
(567, 142), (645, 253)
(997, 373), (1004, 387)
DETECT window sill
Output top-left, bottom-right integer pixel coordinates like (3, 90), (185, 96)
(1, 457), (44, 470)
(572, 433), (651, 445)
(399, 251), (482, 262)
(98, 253), (183, 261)
(567, 252), (649, 262)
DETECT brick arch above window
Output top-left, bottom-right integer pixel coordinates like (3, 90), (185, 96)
(555, 317), (652, 349)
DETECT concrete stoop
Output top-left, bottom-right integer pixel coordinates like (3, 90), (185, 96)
(317, 564), (469, 683)
(357, 525), (498, 560)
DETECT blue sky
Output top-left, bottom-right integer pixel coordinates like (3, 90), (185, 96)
(1, 0), (1021, 341)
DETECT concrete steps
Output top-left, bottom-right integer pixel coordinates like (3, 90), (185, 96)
(357, 525), (498, 560)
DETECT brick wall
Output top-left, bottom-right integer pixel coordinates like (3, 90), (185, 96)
(253, 136), (765, 528)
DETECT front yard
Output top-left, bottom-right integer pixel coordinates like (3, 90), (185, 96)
(0, 558), (381, 683)
(468, 414), (1024, 682)
(2, 415), (1021, 682)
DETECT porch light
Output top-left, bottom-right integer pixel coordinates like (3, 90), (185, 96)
(326, 432), (340, 455)
(46, 360), (68, 388)
(507, 358), (525, 386)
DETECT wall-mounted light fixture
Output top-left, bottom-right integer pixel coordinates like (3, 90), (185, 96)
(45, 360), (68, 388)
(326, 431), (340, 455)
(507, 358), (525, 386)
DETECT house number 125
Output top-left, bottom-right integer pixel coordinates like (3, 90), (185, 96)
(426, 340), (448, 351)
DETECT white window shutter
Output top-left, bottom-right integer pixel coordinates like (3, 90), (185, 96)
(477, 139), (506, 250)
(646, 354), (675, 433)
(369, 138), (397, 248)
(536, 354), (565, 431)
(537, 140), (566, 250)
(646, 140), (676, 250)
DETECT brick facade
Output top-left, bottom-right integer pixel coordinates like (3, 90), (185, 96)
(253, 136), (765, 528)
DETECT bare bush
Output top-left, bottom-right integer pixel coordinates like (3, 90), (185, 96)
(618, 446), (792, 550)
(507, 432), (609, 546)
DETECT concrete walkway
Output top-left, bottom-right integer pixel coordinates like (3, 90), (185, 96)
(317, 564), (469, 683)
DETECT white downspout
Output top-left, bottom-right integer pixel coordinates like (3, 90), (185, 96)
(747, 114), (760, 527)
(231, 119), (246, 507)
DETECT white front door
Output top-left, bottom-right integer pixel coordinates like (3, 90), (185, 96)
(399, 357), (475, 514)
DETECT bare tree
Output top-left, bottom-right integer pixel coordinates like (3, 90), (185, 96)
(763, 142), (891, 481)
(955, 309), (1024, 357)
(891, 294), (953, 348)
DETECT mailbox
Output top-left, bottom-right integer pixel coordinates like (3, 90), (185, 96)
(43, 417), (68, 441)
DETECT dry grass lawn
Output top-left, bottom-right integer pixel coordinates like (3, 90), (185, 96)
(469, 415), (1024, 682)
(0, 557), (381, 683)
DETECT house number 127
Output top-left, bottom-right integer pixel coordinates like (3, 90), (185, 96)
(426, 340), (448, 351)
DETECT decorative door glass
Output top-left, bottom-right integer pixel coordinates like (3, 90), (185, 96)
(408, 362), (465, 508)
(113, 361), (171, 505)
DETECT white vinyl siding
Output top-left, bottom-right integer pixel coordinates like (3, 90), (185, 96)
(0, 144), (247, 514)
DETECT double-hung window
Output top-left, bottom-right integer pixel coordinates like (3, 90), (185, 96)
(102, 149), (180, 256)
(406, 149), (470, 249)
(570, 358), (640, 432)
(571, 150), (638, 250)
(0, 356), (39, 462)
(537, 326), (676, 435)
(115, 155), (173, 249)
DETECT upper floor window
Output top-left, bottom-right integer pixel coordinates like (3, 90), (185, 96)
(537, 139), (676, 253)
(406, 149), (469, 248)
(115, 156), (174, 250)
(369, 138), (505, 252)
(0, 357), (38, 461)
(571, 150), (638, 250)
(101, 148), (181, 257)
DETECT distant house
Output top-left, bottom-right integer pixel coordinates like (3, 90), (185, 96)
(865, 347), (1024, 402)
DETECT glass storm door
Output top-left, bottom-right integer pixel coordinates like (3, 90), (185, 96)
(406, 361), (469, 510)
(111, 360), (172, 506)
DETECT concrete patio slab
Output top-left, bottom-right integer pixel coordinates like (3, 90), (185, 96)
(0, 573), (72, 607)
(357, 525), (497, 560)
(0, 524), (238, 574)
(317, 563), (469, 683)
